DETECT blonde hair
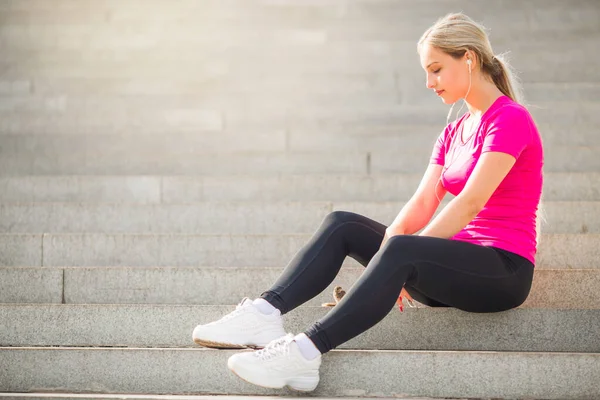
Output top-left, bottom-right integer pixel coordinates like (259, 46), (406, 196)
(418, 12), (544, 247)
(417, 12), (524, 104)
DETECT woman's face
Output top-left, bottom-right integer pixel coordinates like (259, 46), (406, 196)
(419, 44), (471, 105)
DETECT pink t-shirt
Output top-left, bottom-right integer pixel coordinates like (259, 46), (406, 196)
(430, 95), (544, 265)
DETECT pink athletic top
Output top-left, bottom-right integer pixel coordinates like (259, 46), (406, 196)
(430, 95), (544, 265)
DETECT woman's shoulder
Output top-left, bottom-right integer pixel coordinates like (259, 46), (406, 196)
(484, 96), (536, 128)
(482, 96), (544, 154)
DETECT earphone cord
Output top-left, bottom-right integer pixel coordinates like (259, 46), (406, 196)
(435, 59), (473, 204)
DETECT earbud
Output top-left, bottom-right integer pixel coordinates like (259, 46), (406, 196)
(466, 59), (472, 65)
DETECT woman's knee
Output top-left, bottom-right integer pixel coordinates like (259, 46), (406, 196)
(322, 210), (363, 228)
(376, 235), (421, 278)
(381, 234), (418, 252)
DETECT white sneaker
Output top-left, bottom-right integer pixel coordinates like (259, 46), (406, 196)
(227, 333), (322, 392)
(192, 297), (287, 349)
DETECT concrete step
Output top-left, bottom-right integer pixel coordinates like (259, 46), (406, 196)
(2, 33), (599, 80)
(0, 233), (597, 268)
(1, 266), (598, 307)
(1, 14), (598, 57)
(0, 173), (597, 204)
(373, 146), (600, 173)
(1, 347), (598, 399)
(405, 81), (600, 108)
(0, 81), (599, 116)
(160, 172), (600, 203)
(2, 40), (598, 87)
(1, 101), (599, 135)
(2, 9), (598, 50)
(1, 0), (597, 38)
(0, 134), (598, 174)
(0, 141), (366, 175)
(0, 201), (597, 234)
(0, 396), (443, 400)
(0, 85), (398, 113)
(2, 89), (599, 118)
(227, 103), (600, 131)
(2, 77), (599, 113)
(1, 304), (598, 352)
(0, 176), (163, 204)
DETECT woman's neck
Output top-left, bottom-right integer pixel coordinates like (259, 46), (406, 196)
(464, 78), (505, 119)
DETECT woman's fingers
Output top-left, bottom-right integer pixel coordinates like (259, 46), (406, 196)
(400, 287), (414, 302)
(397, 295), (404, 312)
(398, 287), (418, 312)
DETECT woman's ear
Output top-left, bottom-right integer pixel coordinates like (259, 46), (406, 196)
(464, 50), (474, 65)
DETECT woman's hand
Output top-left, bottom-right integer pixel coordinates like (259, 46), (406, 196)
(397, 287), (415, 312)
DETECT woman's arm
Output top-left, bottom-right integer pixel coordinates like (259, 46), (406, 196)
(381, 163), (447, 248)
(419, 151), (517, 238)
(381, 163), (447, 307)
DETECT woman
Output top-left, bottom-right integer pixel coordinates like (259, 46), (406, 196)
(192, 12), (544, 392)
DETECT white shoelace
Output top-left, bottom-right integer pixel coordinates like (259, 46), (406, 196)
(211, 297), (251, 324)
(254, 333), (294, 361)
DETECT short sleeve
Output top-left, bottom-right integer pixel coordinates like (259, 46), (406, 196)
(430, 127), (449, 165)
(482, 106), (532, 159)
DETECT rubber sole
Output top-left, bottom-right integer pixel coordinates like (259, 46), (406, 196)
(228, 360), (318, 392)
(193, 337), (264, 350)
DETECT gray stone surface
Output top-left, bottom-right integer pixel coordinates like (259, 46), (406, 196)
(162, 174), (423, 202)
(0, 83), (596, 126)
(523, 82), (600, 103)
(0, 76), (599, 115)
(1, 29), (598, 86)
(0, 138), (366, 175)
(372, 146), (600, 173)
(0, 396), (449, 400)
(280, 104), (600, 132)
(0, 0), (597, 29)
(0, 176), (161, 203)
(0, 347), (598, 398)
(0, 133), (292, 166)
(0, 234), (42, 266)
(29, 233), (600, 268)
(287, 123), (600, 152)
(0, 267), (62, 303)
(0, 80), (31, 95)
(524, 269), (600, 309)
(59, 267), (600, 307)
(41, 234), (309, 267)
(0, 202), (332, 234)
(163, 172), (600, 202)
(60, 266), (363, 306)
(543, 173), (600, 201)
(536, 234), (600, 269)
(1, 0), (598, 399)
(0, 173), (596, 203)
(402, 79), (600, 107)
(0, 201), (598, 234)
(333, 201), (600, 235)
(536, 202), (600, 234)
(1, 304), (598, 352)
(545, 145), (600, 172)
(1, 0), (597, 36)
(1, 99), (599, 137)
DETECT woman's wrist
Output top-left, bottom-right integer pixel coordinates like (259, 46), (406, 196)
(385, 226), (407, 237)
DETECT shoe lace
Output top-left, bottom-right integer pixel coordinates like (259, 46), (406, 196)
(211, 297), (251, 324)
(254, 333), (294, 361)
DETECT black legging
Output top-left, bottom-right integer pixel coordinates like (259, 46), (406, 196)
(260, 211), (534, 354)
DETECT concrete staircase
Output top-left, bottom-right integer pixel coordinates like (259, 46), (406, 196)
(1, 0), (599, 399)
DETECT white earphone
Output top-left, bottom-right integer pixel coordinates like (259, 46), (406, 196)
(446, 56), (474, 125)
(437, 56), (476, 203)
